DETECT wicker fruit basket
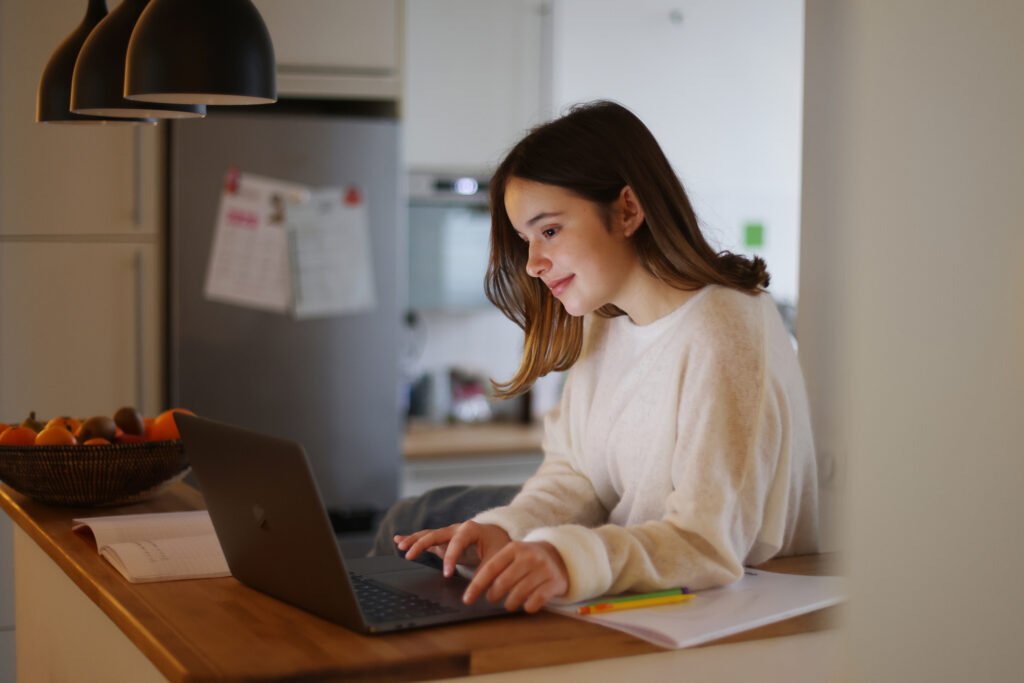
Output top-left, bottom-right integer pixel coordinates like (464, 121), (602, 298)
(0, 440), (189, 507)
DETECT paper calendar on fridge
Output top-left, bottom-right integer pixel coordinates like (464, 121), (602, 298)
(287, 186), (377, 319)
(203, 170), (309, 313)
(203, 169), (376, 319)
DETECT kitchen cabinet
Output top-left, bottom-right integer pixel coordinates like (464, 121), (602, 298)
(1, 514), (13, 683)
(0, 0), (164, 420)
(0, 123), (163, 238)
(0, 0), (164, 237)
(401, 452), (543, 498)
(0, 242), (163, 419)
(0, 0), (165, 653)
(403, 0), (551, 172)
(252, 0), (402, 100)
(401, 422), (543, 498)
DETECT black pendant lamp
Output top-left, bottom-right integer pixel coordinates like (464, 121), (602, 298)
(71, 0), (206, 119)
(37, 0), (155, 124)
(125, 0), (276, 106)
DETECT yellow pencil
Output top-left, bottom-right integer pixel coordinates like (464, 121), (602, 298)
(578, 592), (694, 615)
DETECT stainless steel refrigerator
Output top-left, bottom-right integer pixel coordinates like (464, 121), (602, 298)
(167, 108), (401, 519)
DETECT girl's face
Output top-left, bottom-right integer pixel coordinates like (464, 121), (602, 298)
(503, 177), (643, 317)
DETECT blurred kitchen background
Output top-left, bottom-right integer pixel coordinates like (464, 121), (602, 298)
(0, 0), (806, 500)
(0, 1), (805, 674)
(398, 0), (804, 498)
(6, 1), (1024, 680)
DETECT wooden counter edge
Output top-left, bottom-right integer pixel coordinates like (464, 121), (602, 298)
(1, 483), (205, 682)
(1, 483), (842, 681)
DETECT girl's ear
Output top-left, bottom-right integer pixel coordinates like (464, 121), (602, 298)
(618, 186), (646, 237)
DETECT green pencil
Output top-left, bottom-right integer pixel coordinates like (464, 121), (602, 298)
(579, 588), (685, 608)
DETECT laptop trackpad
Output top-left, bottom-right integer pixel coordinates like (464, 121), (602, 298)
(347, 557), (494, 611)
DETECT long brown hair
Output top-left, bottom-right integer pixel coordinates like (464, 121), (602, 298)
(486, 100), (769, 398)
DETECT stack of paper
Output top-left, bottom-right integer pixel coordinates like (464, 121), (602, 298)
(546, 569), (846, 649)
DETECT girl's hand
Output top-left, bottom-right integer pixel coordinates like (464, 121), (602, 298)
(464, 541), (569, 613)
(395, 521), (512, 577)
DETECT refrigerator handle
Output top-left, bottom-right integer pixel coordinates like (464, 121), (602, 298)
(133, 249), (145, 411)
(132, 126), (142, 229)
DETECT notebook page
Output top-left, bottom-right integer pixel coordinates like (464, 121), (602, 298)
(73, 510), (217, 549)
(546, 570), (846, 649)
(100, 534), (230, 583)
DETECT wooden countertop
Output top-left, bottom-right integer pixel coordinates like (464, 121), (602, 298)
(403, 420), (544, 459)
(1, 482), (840, 682)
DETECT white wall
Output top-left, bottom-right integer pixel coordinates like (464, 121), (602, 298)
(552, 0), (805, 305)
(801, 1), (1024, 680)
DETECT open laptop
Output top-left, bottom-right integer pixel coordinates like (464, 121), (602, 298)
(174, 412), (508, 634)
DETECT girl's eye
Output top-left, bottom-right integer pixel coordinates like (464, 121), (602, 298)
(542, 227), (558, 238)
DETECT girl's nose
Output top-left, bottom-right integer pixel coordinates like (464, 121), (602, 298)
(525, 243), (549, 278)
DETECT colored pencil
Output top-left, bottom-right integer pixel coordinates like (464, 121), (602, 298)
(578, 592), (694, 615)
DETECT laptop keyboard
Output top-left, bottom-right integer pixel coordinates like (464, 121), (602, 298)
(349, 572), (457, 622)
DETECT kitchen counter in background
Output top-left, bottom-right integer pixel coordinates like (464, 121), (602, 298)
(400, 421), (544, 498)
(403, 421), (543, 459)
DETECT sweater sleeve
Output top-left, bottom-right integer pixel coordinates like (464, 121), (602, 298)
(473, 369), (608, 539)
(524, 303), (785, 603)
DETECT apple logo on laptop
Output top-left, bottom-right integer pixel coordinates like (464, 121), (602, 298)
(251, 504), (269, 530)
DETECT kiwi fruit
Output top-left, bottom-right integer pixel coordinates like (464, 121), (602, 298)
(79, 415), (117, 443)
(113, 406), (145, 436)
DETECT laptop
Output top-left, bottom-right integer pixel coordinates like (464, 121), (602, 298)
(174, 412), (508, 634)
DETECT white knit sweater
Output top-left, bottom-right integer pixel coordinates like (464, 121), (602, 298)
(473, 285), (820, 603)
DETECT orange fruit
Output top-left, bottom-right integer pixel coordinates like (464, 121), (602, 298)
(143, 417), (157, 440)
(83, 437), (111, 445)
(45, 416), (81, 434)
(149, 408), (195, 441)
(0, 426), (37, 446)
(35, 426), (77, 446)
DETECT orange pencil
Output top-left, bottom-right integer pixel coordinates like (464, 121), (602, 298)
(578, 592), (694, 615)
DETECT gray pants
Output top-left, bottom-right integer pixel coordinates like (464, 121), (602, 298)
(370, 485), (520, 568)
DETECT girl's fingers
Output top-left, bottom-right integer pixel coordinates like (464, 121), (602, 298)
(441, 524), (489, 577)
(485, 556), (534, 604)
(521, 580), (560, 614)
(500, 571), (548, 612)
(394, 528), (431, 550)
(397, 525), (458, 559)
(462, 548), (515, 604)
(466, 541), (569, 611)
(441, 524), (478, 577)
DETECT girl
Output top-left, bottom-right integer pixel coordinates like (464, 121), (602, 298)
(392, 100), (819, 614)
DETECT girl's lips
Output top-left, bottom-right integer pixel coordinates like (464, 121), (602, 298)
(547, 275), (574, 297)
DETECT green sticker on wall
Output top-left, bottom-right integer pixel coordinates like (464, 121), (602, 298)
(744, 222), (764, 248)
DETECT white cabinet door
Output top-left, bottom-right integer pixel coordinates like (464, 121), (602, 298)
(403, 0), (551, 172)
(0, 514), (13, 625)
(253, 0), (401, 99)
(0, 0), (164, 237)
(0, 242), (162, 421)
(254, 0), (399, 71)
(0, 514), (13, 682)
